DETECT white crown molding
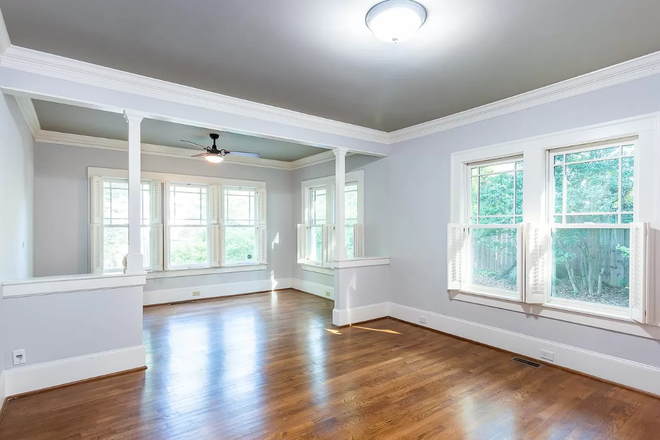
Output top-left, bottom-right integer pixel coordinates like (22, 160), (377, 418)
(0, 45), (391, 145)
(35, 129), (337, 170)
(389, 50), (660, 143)
(14, 95), (40, 138)
(289, 150), (336, 170)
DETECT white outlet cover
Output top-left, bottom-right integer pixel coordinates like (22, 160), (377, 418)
(419, 316), (428, 325)
(541, 350), (555, 362)
(12, 349), (26, 365)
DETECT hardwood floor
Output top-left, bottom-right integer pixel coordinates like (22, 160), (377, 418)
(1, 290), (659, 439)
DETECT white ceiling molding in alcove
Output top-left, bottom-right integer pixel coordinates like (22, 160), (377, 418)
(33, 130), (342, 171)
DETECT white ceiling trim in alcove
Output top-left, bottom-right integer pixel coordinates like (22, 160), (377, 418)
(33, 130), (341, 171)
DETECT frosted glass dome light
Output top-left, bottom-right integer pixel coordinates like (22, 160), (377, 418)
(366, 0), (427, 43)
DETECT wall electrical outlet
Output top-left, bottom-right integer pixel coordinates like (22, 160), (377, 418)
(325, 291), (332, 298)
(541, 350), (555, 362)
(192, 291), (201, 297)
(13, 349), (26, 366)
(419, 316), (428, 325)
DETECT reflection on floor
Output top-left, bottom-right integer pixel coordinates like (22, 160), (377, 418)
(0, 289), (659, 439)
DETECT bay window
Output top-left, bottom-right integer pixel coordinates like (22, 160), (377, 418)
(448, 115), (657, 331)
(90, 168), (267, 276)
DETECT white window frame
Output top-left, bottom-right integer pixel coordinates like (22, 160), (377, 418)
(299, 171), (364, 274)
(448, 114), (660, 339)
(88, 167), (267, 279)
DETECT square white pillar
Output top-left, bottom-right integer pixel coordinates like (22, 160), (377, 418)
(124, 112), (145, 274)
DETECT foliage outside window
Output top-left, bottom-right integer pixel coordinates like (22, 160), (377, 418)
(224, 188), (257, 265)
(550, 143), (635, 309)
(345, 182), (358, 259)
(168, 184), (209, 268)
(102, 179), (150, 271)
(307, 187), (327, 263)
(467, 159), (523, 296)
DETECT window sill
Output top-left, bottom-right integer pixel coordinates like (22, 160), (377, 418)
(301, 264), (333, 276)
(147, 265), (267, 279)
(449, 290), (660, 340)
(2, 273), (147, 298)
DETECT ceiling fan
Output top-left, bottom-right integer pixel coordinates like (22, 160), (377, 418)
(181, 133), (260, 164)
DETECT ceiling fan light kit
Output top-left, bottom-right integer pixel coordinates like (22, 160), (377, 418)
(366, 0), (427, 43)
(182, 133), (259, 164)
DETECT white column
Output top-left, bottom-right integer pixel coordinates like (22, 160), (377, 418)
(124, 112), (145, 274)
(334, 148), (348, 261)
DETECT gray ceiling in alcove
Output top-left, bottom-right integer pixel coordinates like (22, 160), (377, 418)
(3, 0), (660, 131)
(33, 100), (327, 162)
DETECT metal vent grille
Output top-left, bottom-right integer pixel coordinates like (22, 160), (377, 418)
(511, 357), (542, 368)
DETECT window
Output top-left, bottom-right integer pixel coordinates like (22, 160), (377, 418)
(223, 188), (257, 265)
(448, 116), (656, 329)
(463, 159), (524, 299)
(307, 186), (327, 264)
(90, 169), (267, 276)
(167, 183), (209, 269)
(549, 142), (635, 311)
(345, 182), (359, 259)
(298, 172), (364, 269)
(90, 177), (152, 273)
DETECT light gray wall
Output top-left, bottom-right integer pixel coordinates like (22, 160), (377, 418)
(335, 265), (390, 310)
(3, 286), (143, 369)
(0, 95), (34, 282)
(389, 73), (660, 367)
(0, 94), (34, 372)
(290, 154), (391, 287)
(33, 143), (294, 291)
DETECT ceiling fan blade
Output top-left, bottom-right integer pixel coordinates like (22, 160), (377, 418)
(191, 152), (208, 158)
(180, 140), (209, 149)
(227, 151), (260, 158)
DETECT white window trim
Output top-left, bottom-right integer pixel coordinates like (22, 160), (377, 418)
(88, 167), (267, 276)
(300, 170), (364, 270)
(449, 113), (660, 338)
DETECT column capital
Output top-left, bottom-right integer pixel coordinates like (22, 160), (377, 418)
(123, 111), (144, 124)
(333, 148), (348, 158)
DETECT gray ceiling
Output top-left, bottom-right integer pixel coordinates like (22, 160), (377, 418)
(33, 100), (326, 162)
(3, 1), (660, 131)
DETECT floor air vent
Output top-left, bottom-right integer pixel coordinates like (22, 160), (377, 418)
(511, 357), (542, 368)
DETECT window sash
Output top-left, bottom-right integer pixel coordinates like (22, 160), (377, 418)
(549, 141), (636, 225)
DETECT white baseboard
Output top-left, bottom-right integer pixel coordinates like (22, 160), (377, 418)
(333, 302), (390, 326)
(144, 278), (292, 306)
(291, 278), (334, 300)
(389, 302), (660, 396)
(4, 345), (146, 397)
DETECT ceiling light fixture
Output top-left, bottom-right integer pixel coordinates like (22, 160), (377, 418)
(205, 155), (224, 164)
(366, 0), (427, 43)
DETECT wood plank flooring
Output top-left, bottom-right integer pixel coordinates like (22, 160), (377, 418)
(1, 289), (659, 439)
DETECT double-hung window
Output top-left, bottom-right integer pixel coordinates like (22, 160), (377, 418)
(298, 171), (364, 268)
(448, 116), (656, 329)
(90, 177), (153, 273)
(547, 142), (636, 313)
(166, 183), (209, 269)
(223, 187), (258, 265)
(461, 159), (524, 299)
(90, 169), (267, 276)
